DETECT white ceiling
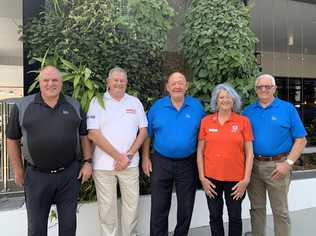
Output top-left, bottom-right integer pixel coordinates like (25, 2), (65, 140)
(0, 0), (315, 61)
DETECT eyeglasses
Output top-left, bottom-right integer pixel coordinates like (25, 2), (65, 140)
(255, 85), (275, 91)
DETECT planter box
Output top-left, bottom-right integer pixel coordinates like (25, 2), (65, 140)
(1, 178), (316, 236)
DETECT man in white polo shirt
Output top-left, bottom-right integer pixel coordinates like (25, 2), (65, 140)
(87, 67), (148, 236)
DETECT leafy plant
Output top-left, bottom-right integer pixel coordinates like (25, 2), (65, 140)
(23, 0), (174, 110)
(183, 0), (260, 110)
(27, 50), (104, 112)
(23, 0), (173, 200)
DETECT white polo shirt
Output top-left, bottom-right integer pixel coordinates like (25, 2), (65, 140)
(87, 92), (148, 170)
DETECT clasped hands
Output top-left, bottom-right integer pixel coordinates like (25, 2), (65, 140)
(114, 152), (132, 171)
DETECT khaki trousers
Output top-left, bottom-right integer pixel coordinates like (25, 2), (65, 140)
(93, 167), (139, 236)
(248, 159), (291, 236)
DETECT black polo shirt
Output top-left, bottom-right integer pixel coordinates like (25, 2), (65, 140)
(6, 93), (88, 170)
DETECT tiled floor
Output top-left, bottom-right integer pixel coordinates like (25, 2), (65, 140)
(170, 207), (316, 236)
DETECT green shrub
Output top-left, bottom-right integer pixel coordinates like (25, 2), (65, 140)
(23, 0), (174, 110)
(23, 0), (174, 200)
(183, 0), (260, 110)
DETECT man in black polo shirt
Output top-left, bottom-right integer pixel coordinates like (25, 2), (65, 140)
(6, 65), (92, 236)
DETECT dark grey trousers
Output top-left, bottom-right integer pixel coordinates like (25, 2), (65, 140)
(24, 160), (80, 236)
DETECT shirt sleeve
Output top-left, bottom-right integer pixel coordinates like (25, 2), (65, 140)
(242, 116), (254, 142)
(289, 105), (307, 138)
(147, 106), (154, 138)
(199, 101), (206, 119)
(136, 98), (148, 128)
(198, 117), (207, 140)
(79, 106), (88, 136)
(86, 97), (101, 130)
(6, 104), (22, 140)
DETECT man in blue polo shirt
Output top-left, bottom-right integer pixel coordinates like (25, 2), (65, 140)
(142, 72), (205, 236)
(243, 74), (307, 236)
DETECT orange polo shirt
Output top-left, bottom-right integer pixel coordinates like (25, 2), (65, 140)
(198, 112), (253, 181)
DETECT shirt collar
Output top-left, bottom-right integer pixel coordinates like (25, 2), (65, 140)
(162, 96), (190, 109)
(210, 112), (238, 123)
(104, 91), (127, 102)
(34, 93), (65, 106)
(254, 97), (280, 109)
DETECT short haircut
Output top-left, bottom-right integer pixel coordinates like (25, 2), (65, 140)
(39, 65), (62, 80)
(166, 72), (186, 83)
(255, 74), (276, 86)
(210, 83), (242, 112)
(107, 66), (127, 81)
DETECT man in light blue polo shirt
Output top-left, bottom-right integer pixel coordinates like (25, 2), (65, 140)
(142, 72), (205, 236)
(244, 74), (307, 236)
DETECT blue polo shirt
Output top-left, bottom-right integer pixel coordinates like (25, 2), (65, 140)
(147, 96), (205, 159)
(243, 97), (307, 156)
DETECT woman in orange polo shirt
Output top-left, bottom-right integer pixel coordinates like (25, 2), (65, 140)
(197, 83), (254, 236)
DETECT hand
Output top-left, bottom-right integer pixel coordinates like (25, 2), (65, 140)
(271, 161), (291, 181)
(114, 153), (129, 171)
(14, 168), (24, 187)
(200, 177), (217, 198)
(231, 179), (249, 200)
(142, 157), (152, 177)
(78, 162), (92, 183)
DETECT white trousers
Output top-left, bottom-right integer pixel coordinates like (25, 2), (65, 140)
(93, 167), (139, 236)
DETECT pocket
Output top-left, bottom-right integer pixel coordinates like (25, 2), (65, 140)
(276, 120), (290, 129)
(24, 166), (30, 186)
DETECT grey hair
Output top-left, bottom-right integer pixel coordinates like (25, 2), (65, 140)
(255, 74), (276, 86)
(39, 65), (62, 80)
(210, 83), (242, 112)
(107, 66), (127, 81)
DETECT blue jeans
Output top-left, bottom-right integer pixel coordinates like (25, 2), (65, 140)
(150, 152), (197, 236)
(24, 160), (80, 236)
(205, 178), (245, 236)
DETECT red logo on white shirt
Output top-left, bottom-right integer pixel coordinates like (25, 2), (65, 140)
(126, 108), (136, 114)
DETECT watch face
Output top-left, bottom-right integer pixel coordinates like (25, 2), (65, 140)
(287, 159), (294, 165)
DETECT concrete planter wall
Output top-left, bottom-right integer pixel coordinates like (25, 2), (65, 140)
(1, 178), (316, 236)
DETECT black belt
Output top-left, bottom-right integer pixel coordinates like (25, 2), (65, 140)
(26, 160), (75, 174)
(155, 151), (195, 161)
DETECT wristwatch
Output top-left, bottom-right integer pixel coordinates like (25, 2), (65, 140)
(83, 159), (93, 164)
(127, 154), (133, 162)
(286, 158), (294, 166)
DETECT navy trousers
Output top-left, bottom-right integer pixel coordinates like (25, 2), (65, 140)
(150, 152), (197, 236)
(24, 161), (80, 236)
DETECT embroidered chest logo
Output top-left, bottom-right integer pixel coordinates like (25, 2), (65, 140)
(126, 108), (136, 114)
(231, 124), (239, 133)
(209, 128), (218, 132)
(271, 116), (277, 121)
(185, 114), (191, 119)
(87, 115), (96, 120)
(62, 110), (69, 115)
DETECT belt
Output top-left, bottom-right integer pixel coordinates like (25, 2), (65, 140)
(26, 160), (75, 174)
(155, 151), (195, 161)
(254, 152), (289, 161)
